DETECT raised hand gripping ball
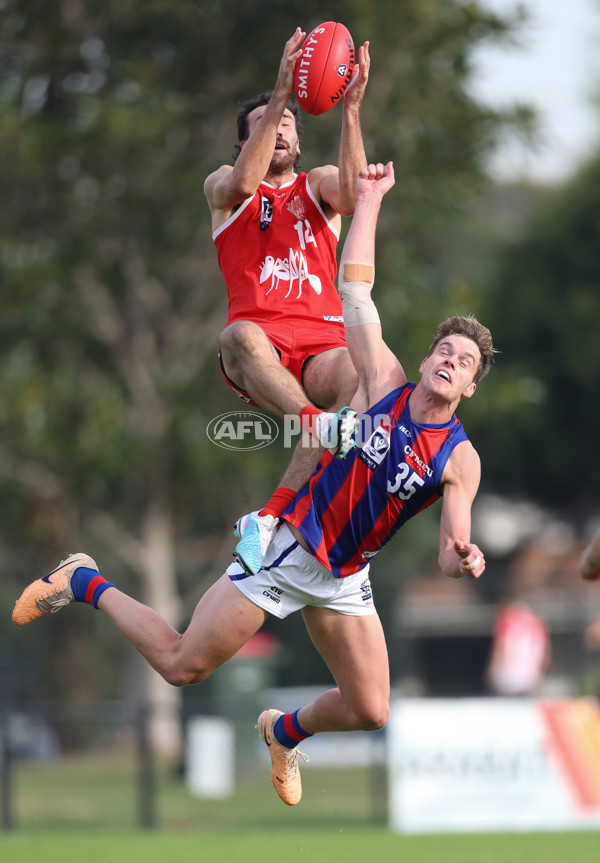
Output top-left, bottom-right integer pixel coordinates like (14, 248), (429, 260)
(293, 22), (355, 116)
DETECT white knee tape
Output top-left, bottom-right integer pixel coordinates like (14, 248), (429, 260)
(339, 261), (379, 328)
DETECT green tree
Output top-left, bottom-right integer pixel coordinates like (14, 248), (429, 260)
(474, 156), (600, 519)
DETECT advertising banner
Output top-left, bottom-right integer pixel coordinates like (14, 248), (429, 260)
(388, 697), (600, 833)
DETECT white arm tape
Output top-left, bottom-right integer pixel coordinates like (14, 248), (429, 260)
(338, 261), (379, 328)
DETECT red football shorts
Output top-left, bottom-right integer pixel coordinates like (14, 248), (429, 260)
(218, 320), (347, 407)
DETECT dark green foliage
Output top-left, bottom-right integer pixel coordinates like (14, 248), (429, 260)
(478, 158), (600, 516)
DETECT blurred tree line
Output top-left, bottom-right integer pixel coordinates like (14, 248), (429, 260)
(478, 160), (600, 519)
(2, 0), (597, 750)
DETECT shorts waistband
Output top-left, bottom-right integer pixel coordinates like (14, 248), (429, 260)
(277, 522), (333, 577)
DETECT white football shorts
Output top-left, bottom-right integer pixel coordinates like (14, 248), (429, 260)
(227, 522), (376, 619)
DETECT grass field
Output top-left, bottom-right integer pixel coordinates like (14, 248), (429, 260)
(8, 751), (387, 832)
(3, 829), (600, 863)
(3, 751), (599, 862)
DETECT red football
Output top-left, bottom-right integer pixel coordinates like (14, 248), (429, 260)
(293, 22), (355, 116)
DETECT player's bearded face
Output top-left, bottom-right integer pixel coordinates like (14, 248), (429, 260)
(269, 137), (299, 174)
(245, 106), (300, 175)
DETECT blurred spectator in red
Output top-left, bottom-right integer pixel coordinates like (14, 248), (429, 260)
(485, 597), (551, 696)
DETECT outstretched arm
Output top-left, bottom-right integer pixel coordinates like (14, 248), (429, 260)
(339, 162), (406, 412)
(438, 442), (485, 579)
(204, 28), (305, 219)
(313, 42), (370, 216)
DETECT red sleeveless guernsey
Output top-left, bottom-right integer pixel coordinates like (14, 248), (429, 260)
(213, 172), (344, 327)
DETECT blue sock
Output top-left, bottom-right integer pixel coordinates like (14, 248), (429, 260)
(70, 567), (114, 608)
(273, 709), (313, 749)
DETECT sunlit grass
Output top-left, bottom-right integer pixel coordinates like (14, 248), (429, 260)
(12, 750), (384, 832)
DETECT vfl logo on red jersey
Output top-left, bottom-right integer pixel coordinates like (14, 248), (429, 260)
(260, 197), (273, 231)
(360, 426), (390, 471)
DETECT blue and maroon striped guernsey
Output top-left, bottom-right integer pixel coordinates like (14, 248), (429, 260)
(282, 383), (469, 577)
